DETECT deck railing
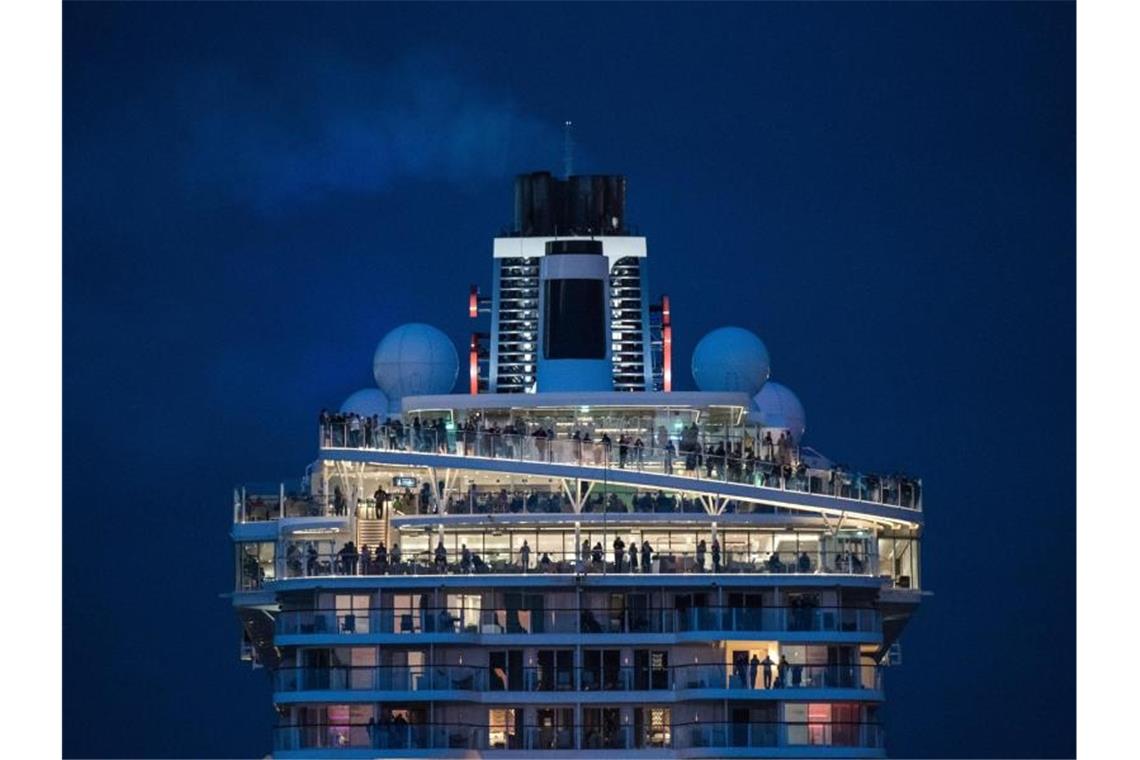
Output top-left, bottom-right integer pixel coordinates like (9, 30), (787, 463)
(273, 662), (882, 694)
(318, 424), (922, 511)
(275, 605), (881, 637)
(273, 720), (884, 751)
(274, 664), (485, 692)
(272, 547), (883, 580)
(233, 482), (340, 523)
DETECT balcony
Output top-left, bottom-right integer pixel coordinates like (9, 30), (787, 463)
(272, 721), (884, 755)
(273, 663), (882, 698)
(275, 664), (485, 693)
(275, 605), (881, 640)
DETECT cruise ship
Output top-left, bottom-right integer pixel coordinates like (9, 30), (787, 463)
(230, 170), (924, 759)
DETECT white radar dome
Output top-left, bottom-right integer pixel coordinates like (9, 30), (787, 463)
(340, 388), (390, 418)
(752, 381), (806, 441)
(372, 323), (459, 402)
(691, 326), (771, 395)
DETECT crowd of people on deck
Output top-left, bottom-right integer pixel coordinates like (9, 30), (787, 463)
(283, 540), (408, 577)
(273, 536), (868, 580)
(445, 489), (573, 515)
(317, 410), (920, 508)
(319, 410), (452, 454)
(314, 483), (795, 521)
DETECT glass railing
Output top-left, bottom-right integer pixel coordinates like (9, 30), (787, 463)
(317, 424), (922, 511)
(678, 721), (884, 750)
(273, 548), (881, 579)
(442, 492), (578, 515)
(236, 564), (271, 591)
(274, 664), (485, 692)
(276, 607), (580, 636)
(275, 605), (880, 637)
(274, 663), (881, 694)
(676, 606), (880, 635)
(273, 721), (883, 752)
(234, 482), (338, 523)
(668, 662), (881, 691)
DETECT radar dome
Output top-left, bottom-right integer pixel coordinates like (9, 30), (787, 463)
(752, 381), (806, 441)
(340, 388), (390, 418)
(372, 323), (459, 402)
(691, 326), (771, 395)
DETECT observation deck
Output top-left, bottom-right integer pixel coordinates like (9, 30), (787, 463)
(234, 396), (923, 596)
(314, 390), (922, 530)
(319, 435), (920, 528)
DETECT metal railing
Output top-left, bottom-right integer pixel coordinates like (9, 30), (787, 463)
(273, 662), (882, 694)
(274, 664), (485, 692)
(273, 547), (882, 580)
(317, 424), (922, 511)
(273, 720), (884, 751)
(275, 605), (881, 637)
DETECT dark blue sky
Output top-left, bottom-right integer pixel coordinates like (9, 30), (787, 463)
(63, 2), (1074, 757)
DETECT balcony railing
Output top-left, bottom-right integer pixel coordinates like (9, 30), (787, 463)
(273, 547), (882, 580)
(273, 663), (882, 694)
(273, 720), (884, 752)
(275, 605), (881, 638)
(234, 483), (339, 524)
(275, 664), (485, 692)
(317, 424), (922, 511)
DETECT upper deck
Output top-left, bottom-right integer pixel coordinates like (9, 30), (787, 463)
(230, 392), (923, 596)
(315, 392), (922, 528)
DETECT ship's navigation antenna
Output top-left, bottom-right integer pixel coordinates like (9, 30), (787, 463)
(562, 120), (574, 178)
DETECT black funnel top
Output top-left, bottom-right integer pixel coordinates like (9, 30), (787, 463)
(513, 171), (627, 237)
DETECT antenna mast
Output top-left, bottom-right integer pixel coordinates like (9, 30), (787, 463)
(562, 120), (574, 178)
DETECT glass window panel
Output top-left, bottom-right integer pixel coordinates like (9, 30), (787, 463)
(537, 531), (564, 556)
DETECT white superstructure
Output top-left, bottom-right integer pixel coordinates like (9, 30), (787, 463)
(230, 170), (923, 758)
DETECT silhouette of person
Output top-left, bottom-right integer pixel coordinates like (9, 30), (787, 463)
(761, 653), (774, 688)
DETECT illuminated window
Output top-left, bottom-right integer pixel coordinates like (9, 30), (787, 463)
(785, 703), (862, 746)
(648, 707), (671, 747)
(322, 704), (373, 748)
(237, 542), (275, 590)
(488, 708), (519, 749)
(635, 706), (671, 748)
(447, 594), (482, 632)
